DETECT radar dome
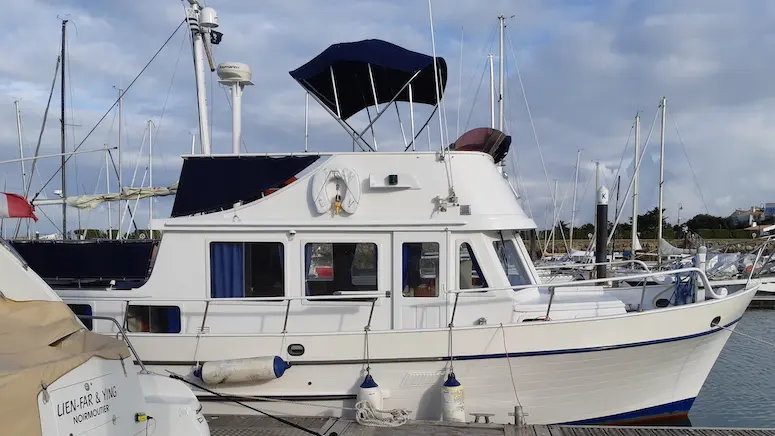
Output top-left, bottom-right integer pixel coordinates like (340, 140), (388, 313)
(217, 62), (252, 83)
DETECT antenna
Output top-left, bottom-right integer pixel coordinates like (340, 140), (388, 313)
(217, 62), (254, 155)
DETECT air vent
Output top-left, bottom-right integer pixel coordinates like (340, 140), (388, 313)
(460, 205), (471, 215)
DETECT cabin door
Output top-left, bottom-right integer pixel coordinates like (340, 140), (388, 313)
(392, 232), (447, 330)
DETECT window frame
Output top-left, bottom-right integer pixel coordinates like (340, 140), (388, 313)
(454, 238), (498, 298)
(124, 304), (182, 334)
(207, 239), (288, 303)
(299, 235), (387, 307)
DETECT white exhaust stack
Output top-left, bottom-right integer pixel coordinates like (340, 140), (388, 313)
(217, 62), (253, 154)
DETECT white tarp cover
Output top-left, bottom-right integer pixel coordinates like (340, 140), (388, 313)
(659, 237), (693, 256)
(0, 297), (130, 436)
(65, 183), (178, 210)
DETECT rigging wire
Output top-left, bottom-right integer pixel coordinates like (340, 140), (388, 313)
(32, 19), (186, 201)
(505, 30), (555, 218)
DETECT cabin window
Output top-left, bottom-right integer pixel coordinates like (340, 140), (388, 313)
(68, 304), (93, 330)
(402, 242), (439, 297)
(493, 239), (530, 286)
(210, 242), (285, 298)
(126, 305), (181, 333)
(305, 242), (378, 298)
(459, 243), (488, 289)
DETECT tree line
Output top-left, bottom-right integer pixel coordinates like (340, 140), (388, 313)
(542, 207), (761, 240)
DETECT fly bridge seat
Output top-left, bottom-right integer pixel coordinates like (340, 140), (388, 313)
(511, 286), (627, 322)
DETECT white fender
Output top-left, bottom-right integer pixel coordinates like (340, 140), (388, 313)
(311, 168), (361, 215)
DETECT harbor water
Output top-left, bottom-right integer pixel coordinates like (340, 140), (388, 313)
(686, 309), (775, 427)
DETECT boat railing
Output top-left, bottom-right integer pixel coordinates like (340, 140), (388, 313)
(75, 314), (149, 373)
(111, 291), (391, 336)
(534, 259), (652, 273)
(448, 267), (726, 325)
(0, 237), (29, 269)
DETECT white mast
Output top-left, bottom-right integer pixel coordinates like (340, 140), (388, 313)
(498, 15), (505, 131)
(14, 100), (27, 199)
(13, 100), (28, 239)
(657, 96), (666, 263)
(488, 54), (495, 128)
(148, 119), (154, 226)
(570, 149), (580, 252)
(186, 0), (219, 155)
(631, 112), (641, 253)
(304, 92), (309, 152)
(104, 143), (112, 238)
(117, 87), (123, 240)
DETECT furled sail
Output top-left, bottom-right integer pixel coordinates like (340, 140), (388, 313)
(64, 183), (178, 210)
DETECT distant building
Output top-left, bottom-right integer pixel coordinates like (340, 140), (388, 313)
(766, 202), (775, 218)
(730, 206), (764, 227)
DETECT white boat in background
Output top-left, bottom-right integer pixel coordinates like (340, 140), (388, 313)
(0, 238), (211, 436)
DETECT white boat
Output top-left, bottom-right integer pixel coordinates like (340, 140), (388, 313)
(0, 238), (211, 436)
(8, 4), (761, 427)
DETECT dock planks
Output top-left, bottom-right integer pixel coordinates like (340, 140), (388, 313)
(206, 415), (775, 436)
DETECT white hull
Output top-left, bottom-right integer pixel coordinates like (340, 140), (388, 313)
(121, 286), (753, 425)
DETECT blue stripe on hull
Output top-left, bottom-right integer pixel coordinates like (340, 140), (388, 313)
(564, 397), (696, 425)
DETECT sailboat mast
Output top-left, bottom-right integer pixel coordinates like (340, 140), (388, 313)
(14, 100), (28, 239)
(148, 119), (153, 226)
(657, 96), (666, 263)
(570, 149), (580, 252)
(488, 54), (495, 128)
(117, 88), (123, 240)
(60, 19), (68, 240)
(497, 15), (505, 131)
(631, 112), (640, 253)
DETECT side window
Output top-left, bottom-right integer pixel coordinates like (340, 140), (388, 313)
(493, 240), (530, 286)
(210, 242), (285, 298)
(402, 242), (439, 297)
(68, 304), (93, 330)
(126, 305), (181, 333)
(305, 242), (378, 298)
(459, 243), (488, 289)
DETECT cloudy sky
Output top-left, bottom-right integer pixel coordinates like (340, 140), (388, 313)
(1, 0), (773, 237)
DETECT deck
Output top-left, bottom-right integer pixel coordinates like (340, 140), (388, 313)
(206, 415), (775, 436)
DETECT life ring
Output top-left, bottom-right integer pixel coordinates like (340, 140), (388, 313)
(311, 168), (361, 215)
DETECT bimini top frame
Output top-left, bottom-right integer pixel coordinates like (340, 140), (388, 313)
(289, 39), (448, 152)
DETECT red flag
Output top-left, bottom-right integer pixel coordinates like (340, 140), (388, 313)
(0, 193), (38, 222)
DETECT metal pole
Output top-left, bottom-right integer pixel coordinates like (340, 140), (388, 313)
(488, 54), (495, 129)
(632, 113), (640, 254)
(596, 186), (609, 278)
(498, 15), (505, 132)
(189, 3), (212, 155)
(148, 120), (153, 225)
(570, 150), (580, 251)
(304, 92), (309, 152)
(118, 87), (124, 240)
(105, 143), (112, 238)
(657, 97), (666, 264)
(60, 19), (68, 240)
(14, 100), (28, 239)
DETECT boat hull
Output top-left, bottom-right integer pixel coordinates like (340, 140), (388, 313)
(120, 288), (752, 425)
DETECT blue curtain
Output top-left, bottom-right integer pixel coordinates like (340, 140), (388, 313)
(210, 243), (245, 298)
(304, 244), (312, 296)
(167, 307), (181, 333)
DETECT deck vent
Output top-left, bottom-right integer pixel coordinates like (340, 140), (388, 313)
(460, 205), (471, 215)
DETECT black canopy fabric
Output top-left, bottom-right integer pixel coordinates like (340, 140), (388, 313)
(171, 155), (320, 217)
(289, 39), (447, 120)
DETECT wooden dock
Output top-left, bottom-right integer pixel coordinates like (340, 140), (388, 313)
(206, 415), (775, 436)
(750, 293), (775, 309)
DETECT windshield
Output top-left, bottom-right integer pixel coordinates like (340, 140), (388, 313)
(493, 232), (531, 286)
